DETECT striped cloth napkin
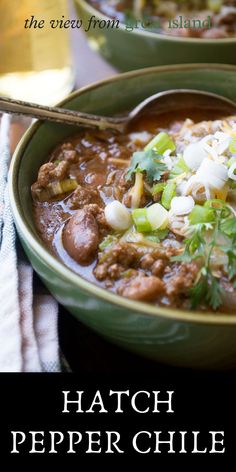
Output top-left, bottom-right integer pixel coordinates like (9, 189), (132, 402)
(0, 114), (61, 372)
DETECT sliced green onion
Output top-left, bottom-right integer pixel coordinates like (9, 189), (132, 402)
(226, 157), (236, 168)
(145, 229), (169, 243)
(145, 235), (161, 243)
(229, 139), (236, 154)
(49, 179), (78, 196)
(169, 156), (190, 179)
(152, 182), (166, 195)
(121, 228), (160, 248)
(161, 181), (176, 210)
(146, 203), (169, 230)
(132, 208), (152, 232)
(145, 132), (176, 155)
(188, 205), (215, 225)
(99, 235), (117, 251)
(33, 179), (78, 202)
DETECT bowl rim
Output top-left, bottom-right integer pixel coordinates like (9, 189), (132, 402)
(9, 63), (236, 327)
(76, 0), (236, 44)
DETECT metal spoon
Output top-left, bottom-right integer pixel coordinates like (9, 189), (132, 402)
(0, 89), (236, 132)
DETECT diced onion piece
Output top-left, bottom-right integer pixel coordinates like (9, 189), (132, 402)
(146, 203), (169, 230)
(176, 181), (188, 196)
(129, 131), (151, 145)
(105, 201), (132, 231)
(209, 175), (226, 190)
(197, 158), (228, 181)
(196, 158), (228, 190)
(145, 132), (176, 155)
(228, 162), (236, 181)
(185, 176), (206, 200)
(170, 196), (195, 216)
(216, 136), (231, 156)
(132, 208), (152, 233)
(183, 142), (208, 170)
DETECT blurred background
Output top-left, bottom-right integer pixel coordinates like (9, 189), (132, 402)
(0, 0), (116, 105)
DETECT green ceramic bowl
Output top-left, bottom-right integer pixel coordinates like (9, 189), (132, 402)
(9, 64), (236, 370)
(74, 0), (236, 71)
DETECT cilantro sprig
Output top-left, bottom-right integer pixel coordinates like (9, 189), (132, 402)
(172, 201), (236, 310)
(190, 271), (224, 311)
(126, 150), (167, 183)
(172, 224), (206, 263)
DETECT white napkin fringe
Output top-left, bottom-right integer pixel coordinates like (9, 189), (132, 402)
(0, 114), (60, 372)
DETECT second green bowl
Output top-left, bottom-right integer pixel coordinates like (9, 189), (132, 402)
(74, 0), (236, 71)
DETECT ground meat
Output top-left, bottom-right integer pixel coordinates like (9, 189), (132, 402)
(94, 243), (139, 281)
(63, 207), (99, 265)
(140, 254), (171, 277)
(49, 160), (69, 180)
(117, 275), (165, 302)
(69, 186), (103, 209)
(149, 245), (181, 260)
(35, 160), (70, 188)
(164, 263), (199, 299)
(85, 204), (110, 237)
(151, 260), (166, 277)
(140, 254), (155, 271)
(107, 264), (125, 280)
(37, 163), (55, 187)
(93, 264), (110, 281)
(51, 143), (78, 164)
(62, 149), (77, 162)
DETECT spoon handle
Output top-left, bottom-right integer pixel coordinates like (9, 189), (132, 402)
(0, 96), (124, 131)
